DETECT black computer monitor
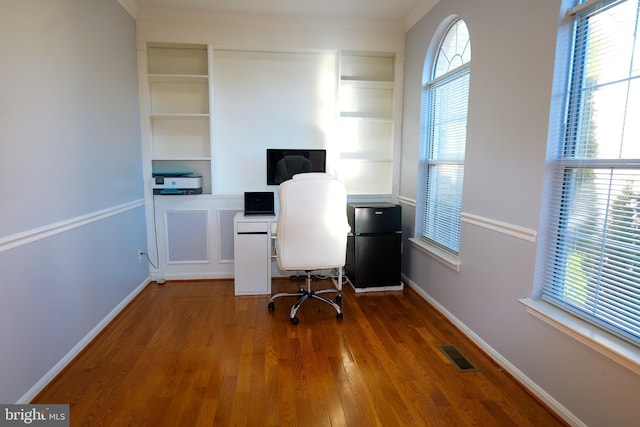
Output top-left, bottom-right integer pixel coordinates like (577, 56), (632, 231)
(266, 148), (326, 185)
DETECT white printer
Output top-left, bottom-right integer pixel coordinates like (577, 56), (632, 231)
(152, 173), (203, 195)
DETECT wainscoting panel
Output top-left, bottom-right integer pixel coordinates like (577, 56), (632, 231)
(218, 209), (240, 263)
(165, 210), (209, 263)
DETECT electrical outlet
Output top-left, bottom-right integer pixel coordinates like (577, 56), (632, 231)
(138, 249), (144, 263)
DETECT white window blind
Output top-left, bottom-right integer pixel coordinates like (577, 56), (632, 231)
(420, 19), (471, 255)
(541, 0), (640, 345)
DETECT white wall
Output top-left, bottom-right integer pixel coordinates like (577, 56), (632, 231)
(212, 49), (337, 195)
(400, 1), (640, 426)
(0, 0), (147, 403)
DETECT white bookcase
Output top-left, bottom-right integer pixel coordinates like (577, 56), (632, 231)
(138, 43), (399, 280)
(337, 51), (395, 195)
(146, 43), (212, 194)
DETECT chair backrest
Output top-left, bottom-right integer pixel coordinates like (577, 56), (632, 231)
(274, 155), (312, 184)
(276, 174), (349, 271)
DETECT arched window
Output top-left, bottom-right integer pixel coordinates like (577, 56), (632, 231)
(419, 18), (471, 258)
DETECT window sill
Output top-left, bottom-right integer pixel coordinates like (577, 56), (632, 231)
(520, 298), (640, 375)
(409, 237), (460, 272)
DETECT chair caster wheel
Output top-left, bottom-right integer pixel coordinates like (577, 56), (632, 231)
(291, 317), (299, 325)
(337, 312), (343, 320)
(268, 302), (275, 311)
(335, 294), (342, 303)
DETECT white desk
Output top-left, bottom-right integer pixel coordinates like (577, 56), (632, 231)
(233, 212), (276, 295)
(233, 212), (346, 296)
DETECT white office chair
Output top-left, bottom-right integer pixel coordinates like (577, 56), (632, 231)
(273, 155), (312, 184)
(267, 173), (350, 324)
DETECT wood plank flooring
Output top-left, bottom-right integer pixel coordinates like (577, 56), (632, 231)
(33, 279), (566, 426)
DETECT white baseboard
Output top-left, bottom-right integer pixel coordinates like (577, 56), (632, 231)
(401, 274), (585, 427)
(18, 276), (151, 404)
(150, 272), (233, 281)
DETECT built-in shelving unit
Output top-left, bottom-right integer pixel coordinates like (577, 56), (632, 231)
(337, 51), (395, 195)
(146, 43), (212, 194)
(138, 43), (400, 280)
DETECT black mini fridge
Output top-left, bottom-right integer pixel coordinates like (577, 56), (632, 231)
(346, 203), (402, 289)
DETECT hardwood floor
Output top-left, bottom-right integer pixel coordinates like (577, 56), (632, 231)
(34, 279), (566, 426)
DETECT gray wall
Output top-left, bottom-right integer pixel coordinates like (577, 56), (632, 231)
(401, 1), (640, 426)
(0, 0), (147, 403)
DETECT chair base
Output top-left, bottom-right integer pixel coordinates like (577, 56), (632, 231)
(268, 270), (343, 325)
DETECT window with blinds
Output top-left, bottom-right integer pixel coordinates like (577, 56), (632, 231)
(541, 0), (640, 346)
(420, 19), (471, 255)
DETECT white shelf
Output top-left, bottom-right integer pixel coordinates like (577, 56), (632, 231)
(150, 113), (210, 118)
(146, 42), (212, 195)
(149, 81), (209, 115)
(337, 51), (396, 195)
(336, 159), (393, 195)
(151, 159), (212, 195)
(337, 115), (393, 125)
(148, 74), (208, 82)
(340, 112), (393, 120)
(339, 79), (394, 89)
(151, 116), (210, 157)
(147, 44), (208, 76)
(339, 85), (393, 118)
(339, 152), (392, 161)
(340, 51), (395, 82)
(152, 157), (212, 161)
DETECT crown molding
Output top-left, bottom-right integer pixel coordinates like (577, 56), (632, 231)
(135, 7), (405, 33)
(117, 0), (138, 18)
(403, 0), (439, 32)
(119, 0), (436, 31)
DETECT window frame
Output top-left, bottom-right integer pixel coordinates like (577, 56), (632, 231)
(414, 18), (471, 268)
(529, 0), (640, 371)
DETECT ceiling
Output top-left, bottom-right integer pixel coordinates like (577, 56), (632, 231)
(128, 0), (438, 26)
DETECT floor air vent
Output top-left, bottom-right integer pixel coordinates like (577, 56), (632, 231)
(439, 345), (479, 372)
